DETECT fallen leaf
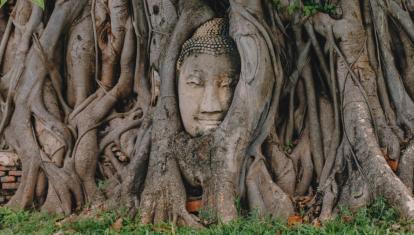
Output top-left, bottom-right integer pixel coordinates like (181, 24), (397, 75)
(341, 215), (353, 223)
(312, 219), (322, 228)
(288, 215), (303, 226)
(383, 152), (399, 172)
(186, 199), (202, 213)
(111, 218), (123, 232)
(387, 159), (399, 172)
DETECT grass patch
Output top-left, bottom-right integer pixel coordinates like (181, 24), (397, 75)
(0, 198), (412, 234)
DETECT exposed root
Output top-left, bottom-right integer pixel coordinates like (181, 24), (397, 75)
(1, 0), (414, 227)
(398, 142), (414, 192)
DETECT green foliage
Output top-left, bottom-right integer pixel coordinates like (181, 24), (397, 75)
(0, 198), (412, 234)
(0, 207), (60, 234)
(271, 0), (282, 10)
(283, 140), (295, 153)
(97, 179), (108, 191)
(234, 196), (243, 216)
(302, 2), (336, 16)
(31, 0), (44, 9)
(271, 0), (336, 17)
(199, 207), (219, 225)
(0, 0), (44, 9)
(287, 0), (301, 15)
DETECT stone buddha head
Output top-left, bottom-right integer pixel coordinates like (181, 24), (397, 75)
(177, 18), (240, 137)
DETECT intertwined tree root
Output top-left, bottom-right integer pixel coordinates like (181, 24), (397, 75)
(0, 0), (413, 228)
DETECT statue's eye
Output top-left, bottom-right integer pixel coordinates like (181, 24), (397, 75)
(186, 76), (203, 86)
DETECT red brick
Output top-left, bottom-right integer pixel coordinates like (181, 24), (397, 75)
(1, 176), (15, 183)
(2, 191), (14, 196)
(2, 182), (19, 190)
(0, 166), (13, 171)
(8, 170), (22, 176)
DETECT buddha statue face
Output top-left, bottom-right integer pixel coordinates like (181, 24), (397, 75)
(177, 18), (240, 137)
(178, 53), (239, 136)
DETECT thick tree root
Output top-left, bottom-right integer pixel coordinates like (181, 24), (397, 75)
(1, 0), (414, 228)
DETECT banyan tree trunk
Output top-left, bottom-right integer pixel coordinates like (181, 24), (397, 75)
(0, 0), (413, 228)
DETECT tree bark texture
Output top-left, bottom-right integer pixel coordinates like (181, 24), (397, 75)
(0, 0), (413, 227)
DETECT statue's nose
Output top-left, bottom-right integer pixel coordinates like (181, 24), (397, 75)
(200, 85), (223, 114)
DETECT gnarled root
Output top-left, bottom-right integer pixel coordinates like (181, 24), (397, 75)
(246, 156), (294, 221)
(398, 142), (414, 192)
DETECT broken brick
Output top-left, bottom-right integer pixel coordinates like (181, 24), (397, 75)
(8, 171), (22, 176)
(2, 182), (19, 190)
(1, 176), (16, 183)
(0, 166), (13, 171)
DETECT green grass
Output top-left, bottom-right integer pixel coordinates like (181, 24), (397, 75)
(0, 198), (413, 234)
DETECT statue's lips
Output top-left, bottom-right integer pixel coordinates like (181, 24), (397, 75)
(196, 118), (222, 127)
